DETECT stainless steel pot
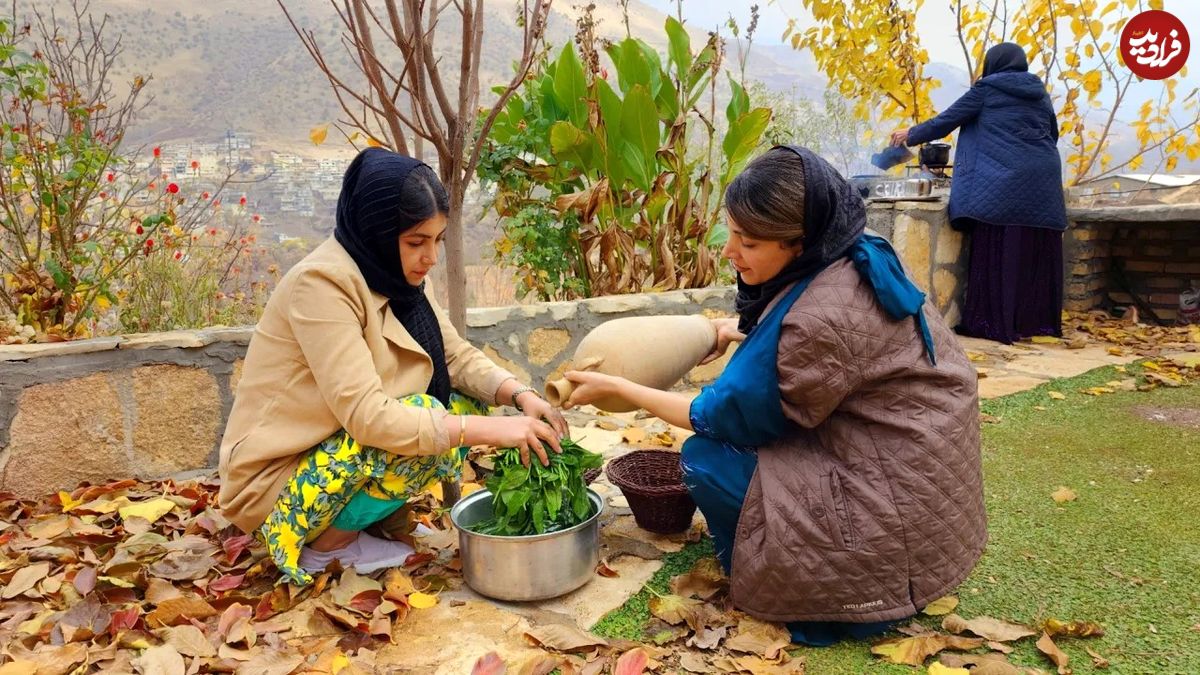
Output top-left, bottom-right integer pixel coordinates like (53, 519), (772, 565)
(450, 488), (603, 601)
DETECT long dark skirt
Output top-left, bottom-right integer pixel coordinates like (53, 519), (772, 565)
(957, 222), (1063, 344)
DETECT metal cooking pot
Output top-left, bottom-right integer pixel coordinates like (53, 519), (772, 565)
(450, 488), (603, 601)
(871, 177), (933, 199)
(919, 142), (951, 167)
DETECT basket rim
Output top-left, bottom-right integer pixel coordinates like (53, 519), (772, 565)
(605, 448), (689, 496)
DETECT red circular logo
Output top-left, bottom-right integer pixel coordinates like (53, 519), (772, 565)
(1120, 10), (1190, 80)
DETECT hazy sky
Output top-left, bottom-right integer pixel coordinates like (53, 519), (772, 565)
(644, 0), (1200, 94)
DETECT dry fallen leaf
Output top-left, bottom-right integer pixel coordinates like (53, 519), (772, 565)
(613, 648), (649, 675)
(406, 591), (439, 609)
(523, 624), (608, 653)
(687, 625), (728, 651)
(117, 497), (177, 524)
(678, 651), (712, 673)
(1048, 391), (1067, 400)
(1, 562), (50, 600)
(648, 594), (703, 626)
(596, 560), (620, 578)
(1051, 486), (1078, 504)
(131, 644), (186, 675)
(1086, 647), (1109, 668)
(941, 614), (1036, 642)
(937, 652), (1019, 672)
(871, 634), (985, 666)
(928, 662), (969, 675)
(669, 557), (726, 600)
(723, 617), (792, 661)
(621, 427), (648, 445)
(157, 624), (217, 658)
(471, 651), (508, 675)
(922, 595), (959, 616)
(1042, 618), (1104, 638)
(1036, 632), (1070, 674)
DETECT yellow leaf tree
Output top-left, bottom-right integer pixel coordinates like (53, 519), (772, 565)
(784, 0), (938, 131)
(787, 0), (1200, 185)
(955, 0), (1200, 185)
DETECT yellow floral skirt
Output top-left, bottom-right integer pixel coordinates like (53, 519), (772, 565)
(260, 392), (488, 585)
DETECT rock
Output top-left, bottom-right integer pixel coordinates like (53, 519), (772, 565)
(483, 345), (531, 384)
(0, 337), (123, 362)
(1, 373), (127, 497)
(527, 328), (572, 366)
(584, 295), (655, 315)
(893, 214), (933, 293)
(132, 365), (221, 476)
(935, 223), (965, 265)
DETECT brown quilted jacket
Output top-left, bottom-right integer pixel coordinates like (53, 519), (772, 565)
(729, 258), (987, 624)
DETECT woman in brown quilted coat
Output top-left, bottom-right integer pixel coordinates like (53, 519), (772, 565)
(565, 146), (986, 645)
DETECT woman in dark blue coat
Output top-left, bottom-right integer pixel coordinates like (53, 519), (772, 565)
(892, 43), (1067, 344)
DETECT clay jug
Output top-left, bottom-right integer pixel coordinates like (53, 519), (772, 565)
(544, 315), (716, 412)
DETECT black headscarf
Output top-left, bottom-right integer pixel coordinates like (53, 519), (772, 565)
(333, 147), (451, 405)
(982, 42), (1028, 77)
(734, 145), (866, 333)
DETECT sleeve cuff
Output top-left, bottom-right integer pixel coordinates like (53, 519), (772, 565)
(482, 368), (518, 406)
(428, 407), (453, 455)
(689, 388), (715, 437)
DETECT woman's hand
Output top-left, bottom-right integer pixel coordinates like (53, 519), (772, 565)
(890, 128), (911, 147)
(515, 392), (570, 440)
(477, 416), (562, 467)
(561, 370), (623, 410)
(700, 317), (746, 365)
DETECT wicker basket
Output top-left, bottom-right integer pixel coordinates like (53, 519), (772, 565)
(605, 450), (697, 534)
(583, 467), (602, 485)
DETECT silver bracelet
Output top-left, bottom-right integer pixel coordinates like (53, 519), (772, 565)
(510, 385), (539, 411)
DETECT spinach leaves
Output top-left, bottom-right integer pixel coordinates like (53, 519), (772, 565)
(468, 439), (604, 536)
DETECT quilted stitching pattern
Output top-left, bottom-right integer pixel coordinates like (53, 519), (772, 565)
(729, 259), (987, 623)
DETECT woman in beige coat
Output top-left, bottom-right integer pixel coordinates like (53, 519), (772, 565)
(219, 148), (566, 585)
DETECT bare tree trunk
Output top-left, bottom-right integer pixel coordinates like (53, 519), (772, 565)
(444, 183), (468, 331)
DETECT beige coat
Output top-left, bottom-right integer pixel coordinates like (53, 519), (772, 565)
(218, 238), (515, 533)
(730, 258), (986, 623)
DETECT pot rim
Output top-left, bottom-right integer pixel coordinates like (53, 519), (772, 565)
(450, 487), (605, 542)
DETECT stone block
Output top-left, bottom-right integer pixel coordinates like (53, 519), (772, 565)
(932, 269), (960, 310)
(935, 225), (964, 265)
(1072, 228), (1096, 242)
(526, 328), (572, 366)
(1, 374), (127, 497)
(231, 359), (245, 394)
(133, 365), (221, 476)
(120, 331), (209, 350)
(466, 306), (512, 328)
(0, 337), (123, 362)
(942, 300), (962, 329)
(482, 346), (530, 385)
(1140, 245), (1173, 258)
(584, 294), (655, 315)
(686, 344), (737, 384)
(892, 214), (932, 292)
(1111, 245), (1134, 257)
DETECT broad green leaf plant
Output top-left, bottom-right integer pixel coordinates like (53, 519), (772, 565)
(476, 6), (771, 300)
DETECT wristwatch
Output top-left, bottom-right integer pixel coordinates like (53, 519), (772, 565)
(510, 385), (540, 411)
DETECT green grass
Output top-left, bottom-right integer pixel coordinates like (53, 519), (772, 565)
(592, 538), (715, 640)
(591, 365), (1200, 674)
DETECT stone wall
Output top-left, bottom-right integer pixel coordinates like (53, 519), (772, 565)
(0, 289), (737, 498)
(0, 198), (978, 499)
(1064, 204), (1200, 322)
(867, 197), (968, 328)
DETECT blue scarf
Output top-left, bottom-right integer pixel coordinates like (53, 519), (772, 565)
(691, 234), (935, 447)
